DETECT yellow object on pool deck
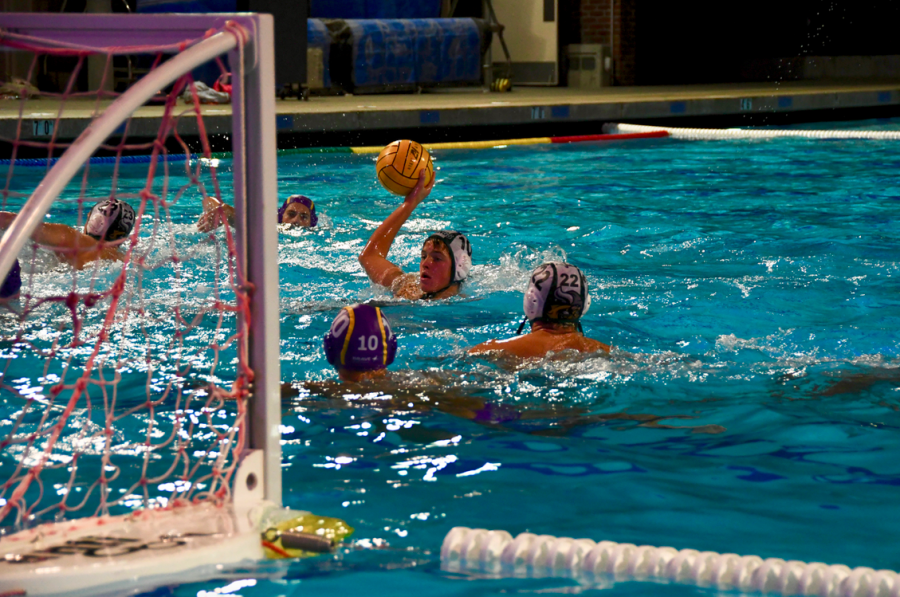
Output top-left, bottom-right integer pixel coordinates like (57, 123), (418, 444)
(376, 139), (434, 196)
(261, 512), (354, 559)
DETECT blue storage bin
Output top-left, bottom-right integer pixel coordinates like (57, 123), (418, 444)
(347, 19), (417, 92)
(320, 16), (488, 93)
(414, 18), (481, 85)
(307, 18), (332, 88)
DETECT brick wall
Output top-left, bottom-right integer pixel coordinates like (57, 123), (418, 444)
(615, 0), (636, 85)
(570, 0), (636, 86)
(580, 0), (612, 45)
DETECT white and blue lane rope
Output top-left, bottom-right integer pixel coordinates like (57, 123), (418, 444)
(442, 527), (900, 597)
(604, 122), (900, 140)
(0, 152), (198, 167)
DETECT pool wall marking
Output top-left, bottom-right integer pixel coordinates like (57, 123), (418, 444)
(443, 527), (899, 597)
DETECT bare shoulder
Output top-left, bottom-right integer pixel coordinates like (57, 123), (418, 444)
(468, 338), (505, 355)
(470, 332), (610, 359)
(391, 272), (423, 300)
(468, 335), (543, 358)
(581, 337), (612, 353)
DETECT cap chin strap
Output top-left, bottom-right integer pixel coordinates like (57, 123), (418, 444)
(516, 316), (527, 335)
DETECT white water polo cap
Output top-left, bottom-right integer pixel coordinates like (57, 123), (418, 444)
(85, 198), (136, 241)
(523, 262), (591, 323)
(424, 231), (472, 284)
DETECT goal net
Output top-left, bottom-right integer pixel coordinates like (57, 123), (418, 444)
(0, 12), (280, 593)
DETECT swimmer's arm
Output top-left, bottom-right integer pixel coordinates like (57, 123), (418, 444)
(197, 196), (235, 232)
(358, 170), (435, 290)
(32, 223), (117, 269)
(0, 212), (104, 268)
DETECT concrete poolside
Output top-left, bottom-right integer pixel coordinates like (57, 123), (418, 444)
(3, 79), (900, 148)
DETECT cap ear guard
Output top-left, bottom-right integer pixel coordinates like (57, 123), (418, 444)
(323, 308), (350, 367)
(425, 230), (472, 284)
(323, 304), (397, 371)
(382, 315), (398, 366)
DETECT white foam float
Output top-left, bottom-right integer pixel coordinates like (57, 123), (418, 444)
(441, 527), (900, 597)
(603, 122), (900, 141)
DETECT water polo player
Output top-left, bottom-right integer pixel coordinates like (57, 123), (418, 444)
(0, 198), (135, 270)
(0, 259), (21, 301)
(323, 303), (397, 382)
(197, 194), (317, 231)
(469, 262), (610, 358)
(358, 171), (472, 300)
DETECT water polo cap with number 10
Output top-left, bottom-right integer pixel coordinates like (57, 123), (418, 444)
(323, 304), (397, 371)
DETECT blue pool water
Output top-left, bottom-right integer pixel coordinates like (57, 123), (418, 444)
(4, 119), (900, 595)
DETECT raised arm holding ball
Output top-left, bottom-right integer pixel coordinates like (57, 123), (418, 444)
(359, 140), (472, 301)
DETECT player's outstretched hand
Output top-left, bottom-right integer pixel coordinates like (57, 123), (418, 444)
(197, 203), (235, 233)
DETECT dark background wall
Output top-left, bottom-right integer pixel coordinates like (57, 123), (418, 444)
(14, 0), (900, 88)
(560, 0), (900, 86)
(634, 0), (900, 85)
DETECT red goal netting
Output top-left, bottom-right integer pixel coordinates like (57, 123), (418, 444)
(0, 19), (255, 532)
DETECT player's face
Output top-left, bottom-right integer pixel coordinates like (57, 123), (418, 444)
(419, 240), (452, 293)
(282, 203), (311, 227)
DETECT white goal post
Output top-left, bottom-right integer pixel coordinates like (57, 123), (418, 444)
(0, 12), (281, 502)
(0, 12), (281, 593)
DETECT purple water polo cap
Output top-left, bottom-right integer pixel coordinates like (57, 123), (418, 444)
(277, 195), (318, 227)
(324, 304), (397, 371)
(0, 259), (21, 299)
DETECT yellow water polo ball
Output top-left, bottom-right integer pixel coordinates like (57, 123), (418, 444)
(376, 139), (434, 196)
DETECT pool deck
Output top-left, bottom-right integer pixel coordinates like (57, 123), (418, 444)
(3, 79), (900, 147)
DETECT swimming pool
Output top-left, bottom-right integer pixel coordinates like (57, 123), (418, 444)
(5, 118), (900, 595)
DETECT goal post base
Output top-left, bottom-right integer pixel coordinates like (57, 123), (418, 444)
(0, 451), (268, 597)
